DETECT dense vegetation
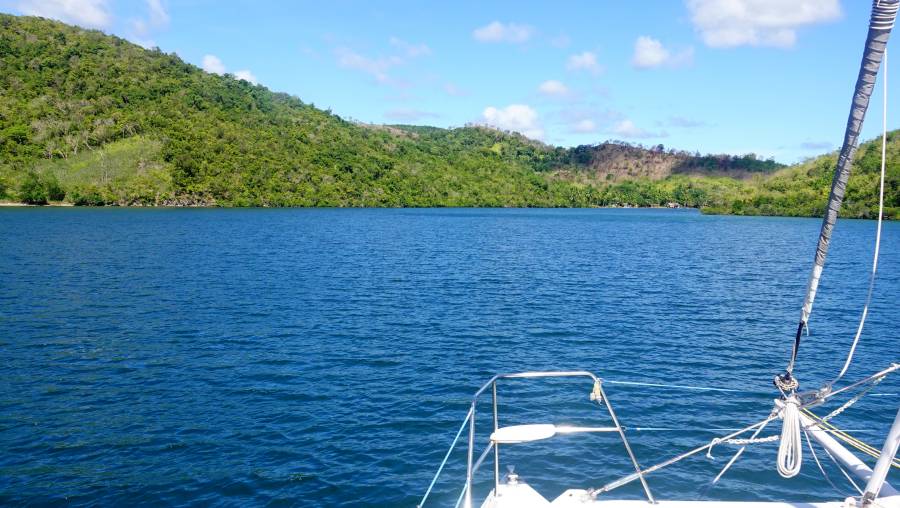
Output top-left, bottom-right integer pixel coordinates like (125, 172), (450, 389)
(0, 14), (897, 218)
(703, 133), (900, 219)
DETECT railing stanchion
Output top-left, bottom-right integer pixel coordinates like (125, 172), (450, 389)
(492, 380), (500, 494)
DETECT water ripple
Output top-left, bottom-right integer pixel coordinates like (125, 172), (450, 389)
(0, 208), (897, 506)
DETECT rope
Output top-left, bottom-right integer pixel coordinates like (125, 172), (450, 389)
(713, 417), (773, 484)
(603, 379), (762, 394)
(626, 426), (876, 434)
(590, 365), (898, 495)
(591, 414), (782, 498)
(725, 435), (780, 445)
(824, 364), (900, 402)
(803, 408), (900, 469)
(707, 433), (779, 460)
(453, 483), (466, 508)
(784, 0), (898, 388)
(417, 407), (473, 508)
(820, 377), (884, 423)
(803, 425), (849, 497)
(824, 46), (889, 393)
(813, 428), (866, 495)
(777, 396), (803, 478)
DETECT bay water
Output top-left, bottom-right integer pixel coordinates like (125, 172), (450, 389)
(1, 208), (897, 506)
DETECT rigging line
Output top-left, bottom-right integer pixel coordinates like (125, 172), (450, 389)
(804, 409), (900, 468)
(630, 426), (876, 434)
(589, 414), (781, 497)
(804, 425), (847, 497)
(590, 364), (898, 496)
(820, 378), (883, 424)
(803, 409), (900, 467)
(805, 425), (864, 496)
(821, 364), (899, 403)
(814, 429), (866, 496)
(712, 418), (772, 484)
(602, 379), (765, 394)
(453, 483), (467, 508)
(781, 0), (899, 385)
(826, 46), (889, 391)
(417, 406), (473, 508)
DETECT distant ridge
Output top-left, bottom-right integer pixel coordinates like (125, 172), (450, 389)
(0, 14), (895, 217)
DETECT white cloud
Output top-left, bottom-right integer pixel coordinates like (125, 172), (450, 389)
(632, 37), (668, 68)
(145, 0), (168, 27)
(686, 0), (841, 48)
(18, 0), (111, 28)
(128, 0), (169, 47)
(202, 54), (226, 75)
(557, 107), (622, 134)
(201, 55), (257, 84)
(481, 104), (543, 140)
(472, 21), (534, 43)
(334, 37), (428, 86)
(632, 36), (694, 69)
(234, 69), (258, 85)
(334, 47), (402, 83)
(537, 79), (569, 96)
(566, 51), (602, 75)
(610, 119), (667, 139)
(389, 37), (431, 58)
(571, 119), (597, 133)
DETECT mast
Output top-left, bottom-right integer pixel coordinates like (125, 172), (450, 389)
(779, 0), (900, 389)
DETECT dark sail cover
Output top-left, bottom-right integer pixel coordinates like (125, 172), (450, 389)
(786, 0), (899, 379)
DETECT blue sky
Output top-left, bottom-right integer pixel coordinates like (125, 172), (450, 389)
(2, 0), (897, 163)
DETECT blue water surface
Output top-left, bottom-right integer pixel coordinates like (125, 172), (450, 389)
(0, 208), (897, 506)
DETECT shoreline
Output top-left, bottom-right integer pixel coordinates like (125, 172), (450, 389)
(0, 201), (893, 220)
(0, 201), (74, 207)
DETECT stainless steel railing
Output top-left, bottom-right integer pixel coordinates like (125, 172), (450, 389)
(418, 370), (654, 508)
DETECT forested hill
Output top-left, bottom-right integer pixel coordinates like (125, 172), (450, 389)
(704, 131), (900, 218)
(0, 14), (895, 218)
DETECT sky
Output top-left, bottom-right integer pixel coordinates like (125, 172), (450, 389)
(2, 0), (898, 163)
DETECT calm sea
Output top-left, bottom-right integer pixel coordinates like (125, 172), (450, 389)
(0, 208), (897, 506)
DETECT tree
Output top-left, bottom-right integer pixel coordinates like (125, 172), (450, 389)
(19, 172), (48, 205)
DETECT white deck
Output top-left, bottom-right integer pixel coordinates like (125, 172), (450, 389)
(479, 483), (900, 508)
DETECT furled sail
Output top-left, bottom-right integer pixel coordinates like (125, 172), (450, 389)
(781, 0), (900, 388)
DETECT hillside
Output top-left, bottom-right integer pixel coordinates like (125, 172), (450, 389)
(0, 13), (895, 218)
(553, 141), (781, 182)
(0, 14), (577, 207)
(703, 131), (900, 219)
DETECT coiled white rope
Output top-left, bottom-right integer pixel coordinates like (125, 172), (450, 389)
(777, 396), (803, 478)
